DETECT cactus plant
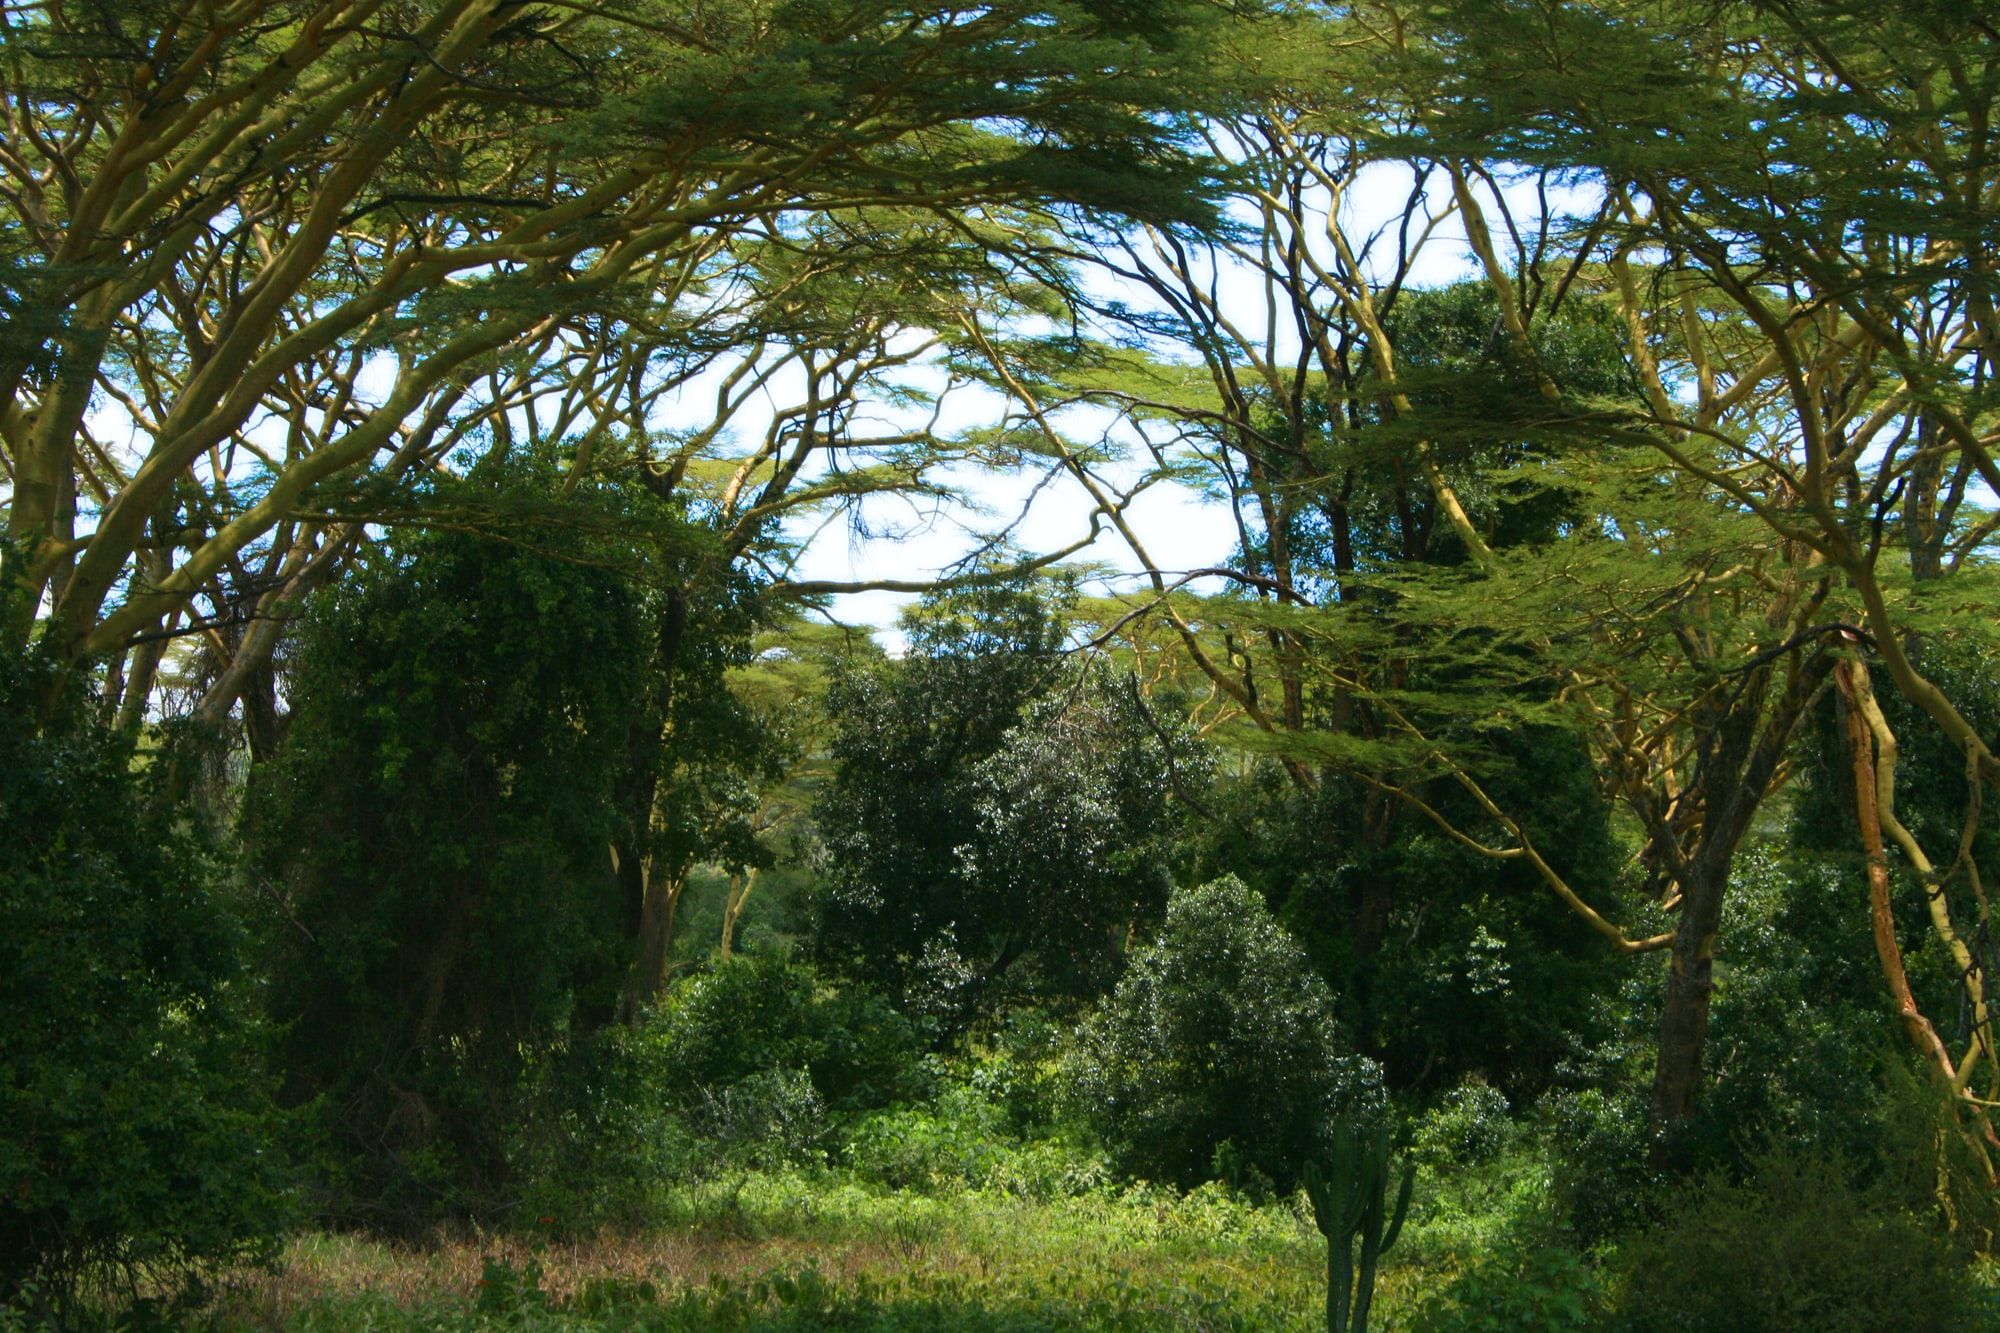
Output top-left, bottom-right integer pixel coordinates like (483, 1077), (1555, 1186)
(1303, 1118), (1414, 1333)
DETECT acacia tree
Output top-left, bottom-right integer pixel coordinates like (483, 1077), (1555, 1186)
(959, 70), (1678, 1088)
(1395, 0), (2000, 1156)
(974, 1), (1905, 1157)
(0, 0), (1279, 1050)
(0, 0), (1237, 709)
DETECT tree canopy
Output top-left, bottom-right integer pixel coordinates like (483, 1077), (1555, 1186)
(6, 0), (2000, 1311)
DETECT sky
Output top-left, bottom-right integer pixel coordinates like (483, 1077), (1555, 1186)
(761, 159), (1512, 646)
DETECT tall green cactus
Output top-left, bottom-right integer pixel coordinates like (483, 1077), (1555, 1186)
(1302, 1119), (1414, 1333)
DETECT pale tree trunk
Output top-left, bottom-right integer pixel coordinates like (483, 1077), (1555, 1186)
(721, 867), (759, 958)
(1835, 657), (2000, 1187)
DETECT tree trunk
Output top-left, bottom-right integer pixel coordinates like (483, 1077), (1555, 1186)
(1648, 845), (1729, 1157)
(624, 863), (686, 1018)
(615, 587), (691, 1017)
(1350, 787), (1400, 963)
(721, 867), (758, 958)
(1645, 646), (1835, 1164)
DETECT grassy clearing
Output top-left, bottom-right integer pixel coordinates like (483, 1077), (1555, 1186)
(202, 1174), (1433, 1330)
(61, 1147), (2000, 1329)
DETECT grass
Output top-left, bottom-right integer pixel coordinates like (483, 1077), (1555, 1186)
(60, 1140), (2000, 1330)
(197, 1172), (1428, 1330)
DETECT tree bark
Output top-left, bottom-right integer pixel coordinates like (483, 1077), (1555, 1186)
(721, 867), (758, 958)
(625, 863), (687, 1018)
(1648, 842), (1732, 1149)
(1835, 660), (1957, 1080)
(617, 586), (692, 1017)
(1646, 646), (1835, 1163)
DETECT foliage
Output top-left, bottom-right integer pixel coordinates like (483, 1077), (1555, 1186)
(810, 580), (1066, 1006)
(210, 1168), (1343, 1330)
(844, 1101), (1106, 1201)
(1787, 641), (2000, 1090)
(955, 667), (1202, 1000)
(812, 581), (1199, 1022)
(246, 474), (657, 1224)
(1407, 1243), (1608, 1333)
(1064, 876), (1383, 1193)
(840, 1054), (1109, 1200)
(1191, 734), (1626, 1104)
(0, 636), (288, 1299)
(506, 957), (929, 1232)
(1408, 1084), (1516, 1173)
(1543, 1085), (1657, 1247)
(1610, 1146), (1982, 1332)
(500, 1033), (699, 1236)
(1348, 280), (1641, 567)
(1394, 1132), (1566, 1273)
(1547, 842), (1968, 1241)
(638, 954), (927, 1118)
(2, 0), (1246, 675)
(1667, 845), (1910, 1174)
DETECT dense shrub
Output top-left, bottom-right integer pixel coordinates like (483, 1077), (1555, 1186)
(1544, 1084), (1657, 1246)
(846, 1104), (1006, 1195)
(844, 1077), (1109, 1199)
(504, 1033), (700, 1233)
(642, 954), (926, 1116)
(1409, 1082), (1516, 1172)
(1667, 846), (1909, 1176)
(1064, 876), (1381, 1193)
(509, 957), (923, 1230)
(960, 1007), (1071, 1139)
(1408, 1242), (1607, 1332)
(1546, 844), (1972, 1246)
(1611, 1146), (1980, 1332)
(809, 580), (1068, 1012)
(0, 643), (288, 1299)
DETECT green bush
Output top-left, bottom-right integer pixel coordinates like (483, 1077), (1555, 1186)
(1611, 1146), (1981, 1332)
(0, 644), (288, 1300)
(1545, 845), (1973, 1247)
(1408, 1241), (1607, 1332)
(1544, 1085), (1657, 1245)
(509, 959), (921, 1233)
(643, 954), (926, 1116)
(963, 1011), (1067, 1138)
(1410, 1083), (1516, 1172)
(843, 1083), (1108, 1199)
(845, 1101), (1010, 1193)
(504, 1031), (706, 1233)
(690, 1070), (832, 1171)
(1191, 724), (1627, 1106)
(1064, 875), (1382, 1193)
(810, 582), (1201, 1026)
